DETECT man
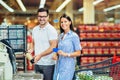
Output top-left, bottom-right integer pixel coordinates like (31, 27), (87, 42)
(29, 8), (58, 80)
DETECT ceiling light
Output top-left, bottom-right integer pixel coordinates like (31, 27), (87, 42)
(0, 0), (14, 12)
(56, 0), (71, 12)
(93, 0), (104, 5)
(78, 8), (84, 12)
(104, 5), (120, 12)
(39, 0), (46, 8)
(78, 0), (103, 12)
(16, 0), (26, 12)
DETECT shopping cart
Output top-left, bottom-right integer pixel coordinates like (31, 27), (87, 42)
(74, 56), (120, 80)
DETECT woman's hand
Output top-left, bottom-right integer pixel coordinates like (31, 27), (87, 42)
(57, 50), (68, 57)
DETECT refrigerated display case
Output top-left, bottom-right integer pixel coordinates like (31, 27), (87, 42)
(0, 25), (27, 72)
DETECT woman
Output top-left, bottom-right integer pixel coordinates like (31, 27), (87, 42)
(53, 14), (82, 80)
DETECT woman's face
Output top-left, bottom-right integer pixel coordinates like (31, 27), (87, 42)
(60, 17), (71, 32)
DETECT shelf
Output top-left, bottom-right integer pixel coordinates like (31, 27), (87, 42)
(80, 38), (120, 41)
(82, 47), (120, 48)
(78, 25), (120, 65)
(80, 31), (120, 33)
(81, 54), (120, 57)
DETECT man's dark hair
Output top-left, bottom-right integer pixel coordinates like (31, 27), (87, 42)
(37, 8), (49, 15)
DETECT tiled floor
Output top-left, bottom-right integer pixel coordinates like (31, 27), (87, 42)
(13, 71), (43, 80)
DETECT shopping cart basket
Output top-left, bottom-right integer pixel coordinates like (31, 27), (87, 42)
(74, 57), (120, 80)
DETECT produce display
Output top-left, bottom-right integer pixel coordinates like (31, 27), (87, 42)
(75, 71), (113, 80)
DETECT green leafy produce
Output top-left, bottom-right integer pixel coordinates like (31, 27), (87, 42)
(95, 76), (113, 80)
(75, 71), (94, 80)
(75, 71), (113, 80)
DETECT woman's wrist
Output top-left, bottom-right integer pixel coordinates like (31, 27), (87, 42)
(67, 54), (71, 57)
(65, 53), (71, 57)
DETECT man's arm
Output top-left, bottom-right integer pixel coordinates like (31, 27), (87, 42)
(34, 39), (58, 63)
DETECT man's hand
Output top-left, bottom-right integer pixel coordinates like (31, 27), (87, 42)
(52, 53), (58, 60)
(34, 54), (42, 63)
(27, 49), (33, 54)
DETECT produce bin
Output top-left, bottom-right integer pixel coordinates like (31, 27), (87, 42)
(74, 57), (120, 80)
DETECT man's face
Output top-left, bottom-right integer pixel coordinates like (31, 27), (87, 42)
(37, 11), (49, 26)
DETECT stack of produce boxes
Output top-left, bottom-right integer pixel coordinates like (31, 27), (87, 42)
(78, 24), (120, 65)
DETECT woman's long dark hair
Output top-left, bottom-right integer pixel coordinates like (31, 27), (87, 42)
(59, 14), (74, 33)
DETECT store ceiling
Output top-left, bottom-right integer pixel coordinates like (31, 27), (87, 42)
(0, 0), (83, 14)
(0, 0), (120, 25)
(0, 0), (120, 14)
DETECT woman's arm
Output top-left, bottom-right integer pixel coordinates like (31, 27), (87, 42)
(57, 50), (81, 57)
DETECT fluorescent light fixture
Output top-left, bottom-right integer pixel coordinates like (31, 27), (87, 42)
(16, 0), (26, 12)
(0, 0), (14, 12)
(39, 0), (46, 8)
(104, 5), (120, 12)
(93, 0), (104, 5)
(56, 0), (71, 12)
(78, 7), (84, 12)
(78, 0), (103, 12)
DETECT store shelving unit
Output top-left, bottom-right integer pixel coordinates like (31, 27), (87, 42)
(0, 25), (27, 72)
(78, 24), (120, 65)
